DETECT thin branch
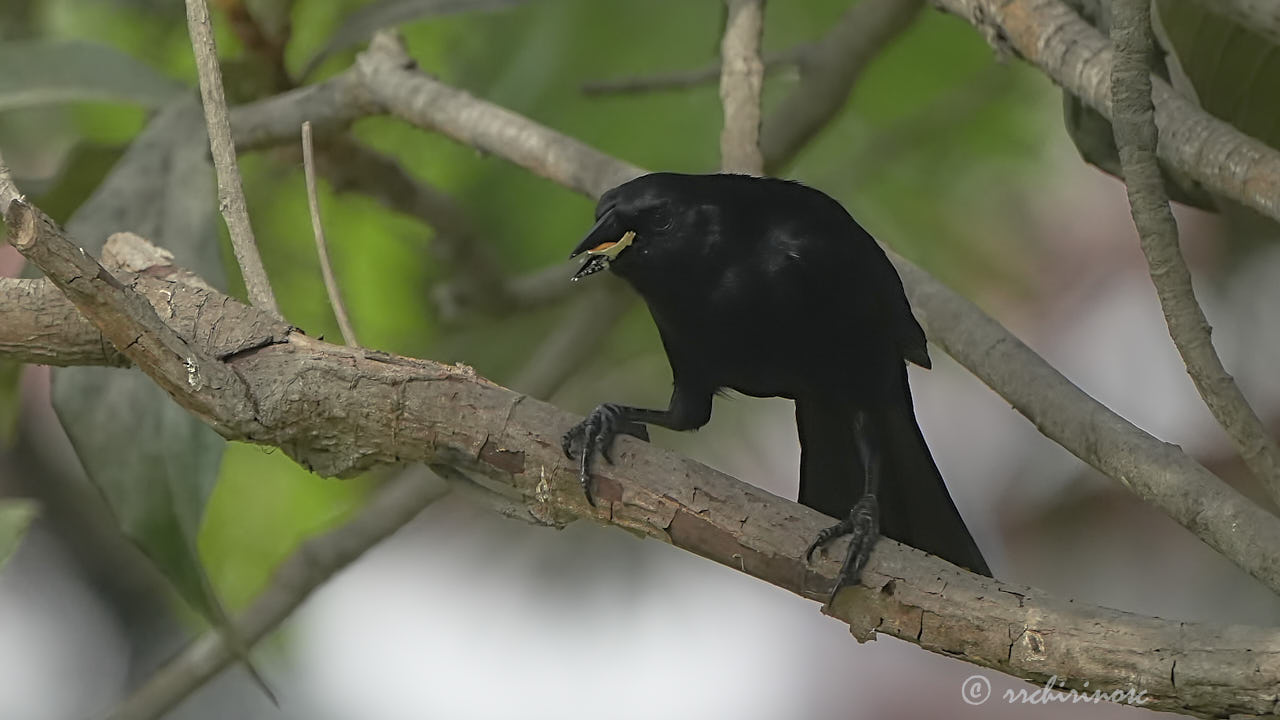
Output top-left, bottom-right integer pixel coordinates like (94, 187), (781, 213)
(230, 69), (377, 153)
(718, 0), (766, 174)
(581, 47), (806, 96)
(301, 122), (359, 348)
(354, 34), (642, 199)
(108, 469), (449, 720)
(5, 241), (1280, 718)
(1187, 0), (1280, 48)
(1109, 2), (1280, 505)
(761, 0), (925, 172)
(184, 0), (280, 317)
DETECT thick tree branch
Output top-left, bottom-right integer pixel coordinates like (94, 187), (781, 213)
(108, 469), (450, 720)
(1109, 2), (1280, 506)
(3, 201), (275, 438)
(932, 0), (1280, 224)
(184, 0), (280, 317)
(718, 0), (766, 174)
(761, 0), (925, 172)
(5, 228), (1279, 718)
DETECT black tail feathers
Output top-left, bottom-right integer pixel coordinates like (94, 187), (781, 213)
(796, 367), (991, 577)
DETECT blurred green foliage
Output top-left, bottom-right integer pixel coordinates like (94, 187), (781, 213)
(4, 0), (1054, 611)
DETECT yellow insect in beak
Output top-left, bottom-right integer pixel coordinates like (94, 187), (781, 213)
(572, 231), (635, 280)
(585, 230), (635, 260)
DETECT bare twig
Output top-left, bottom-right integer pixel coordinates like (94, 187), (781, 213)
(581, 47), (806, 96)
(108, 469), (449, 720)
(301, 121), (359, 348)
(761, 0), (925, 172)
(718, 0), (766, 174)
(354, 34), (641, 198)
(1109, 0), (1280, 505)
(184, 0), (280, 317)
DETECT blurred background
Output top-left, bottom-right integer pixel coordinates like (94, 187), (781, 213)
(2, 0), (1279, 718)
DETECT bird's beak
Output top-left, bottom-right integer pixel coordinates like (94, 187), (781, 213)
(570, 209), (635, 280)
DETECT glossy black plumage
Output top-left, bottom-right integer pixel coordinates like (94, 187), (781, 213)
(563, 172), (990, 588)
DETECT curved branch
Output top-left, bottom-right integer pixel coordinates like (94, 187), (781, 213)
(1109, 1), (1280, 504)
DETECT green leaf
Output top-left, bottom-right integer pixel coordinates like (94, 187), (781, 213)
(0, 40), (185, 111)
(51, 98), (227, 621)
(1058, 0), (1214, 210)
(0, 499), (38, 572)
(299, 0), (529, 78)
(0, 362), (20, 445)
(1155, 1), (1280, 152)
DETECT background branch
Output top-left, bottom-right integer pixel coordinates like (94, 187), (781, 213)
(301, 121), (359, 348)
(718, 0), (766, 174)
(761, 0), (924, 172)
(183, 0), (280, 317)
(1109, 1), (1280, 505)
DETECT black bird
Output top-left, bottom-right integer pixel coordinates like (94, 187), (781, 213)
(562, 172), (991, 594)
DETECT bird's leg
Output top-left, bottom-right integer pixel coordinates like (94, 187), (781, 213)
(562, 387), (712, 506)
(804, 411), (882, 604)
(561, 403), (651, 505)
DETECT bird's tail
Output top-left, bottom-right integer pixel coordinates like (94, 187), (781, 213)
(796, 366), (991, 576)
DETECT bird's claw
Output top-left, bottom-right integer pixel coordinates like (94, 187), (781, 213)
(805, 495), (881, 603)
(561, 404), (649, 507)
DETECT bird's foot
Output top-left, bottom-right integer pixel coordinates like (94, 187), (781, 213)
(804, 494), (880, 605)
(561, 403), (649, 506)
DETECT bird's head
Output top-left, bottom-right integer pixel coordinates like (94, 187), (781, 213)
(569, 173), (702, 282)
